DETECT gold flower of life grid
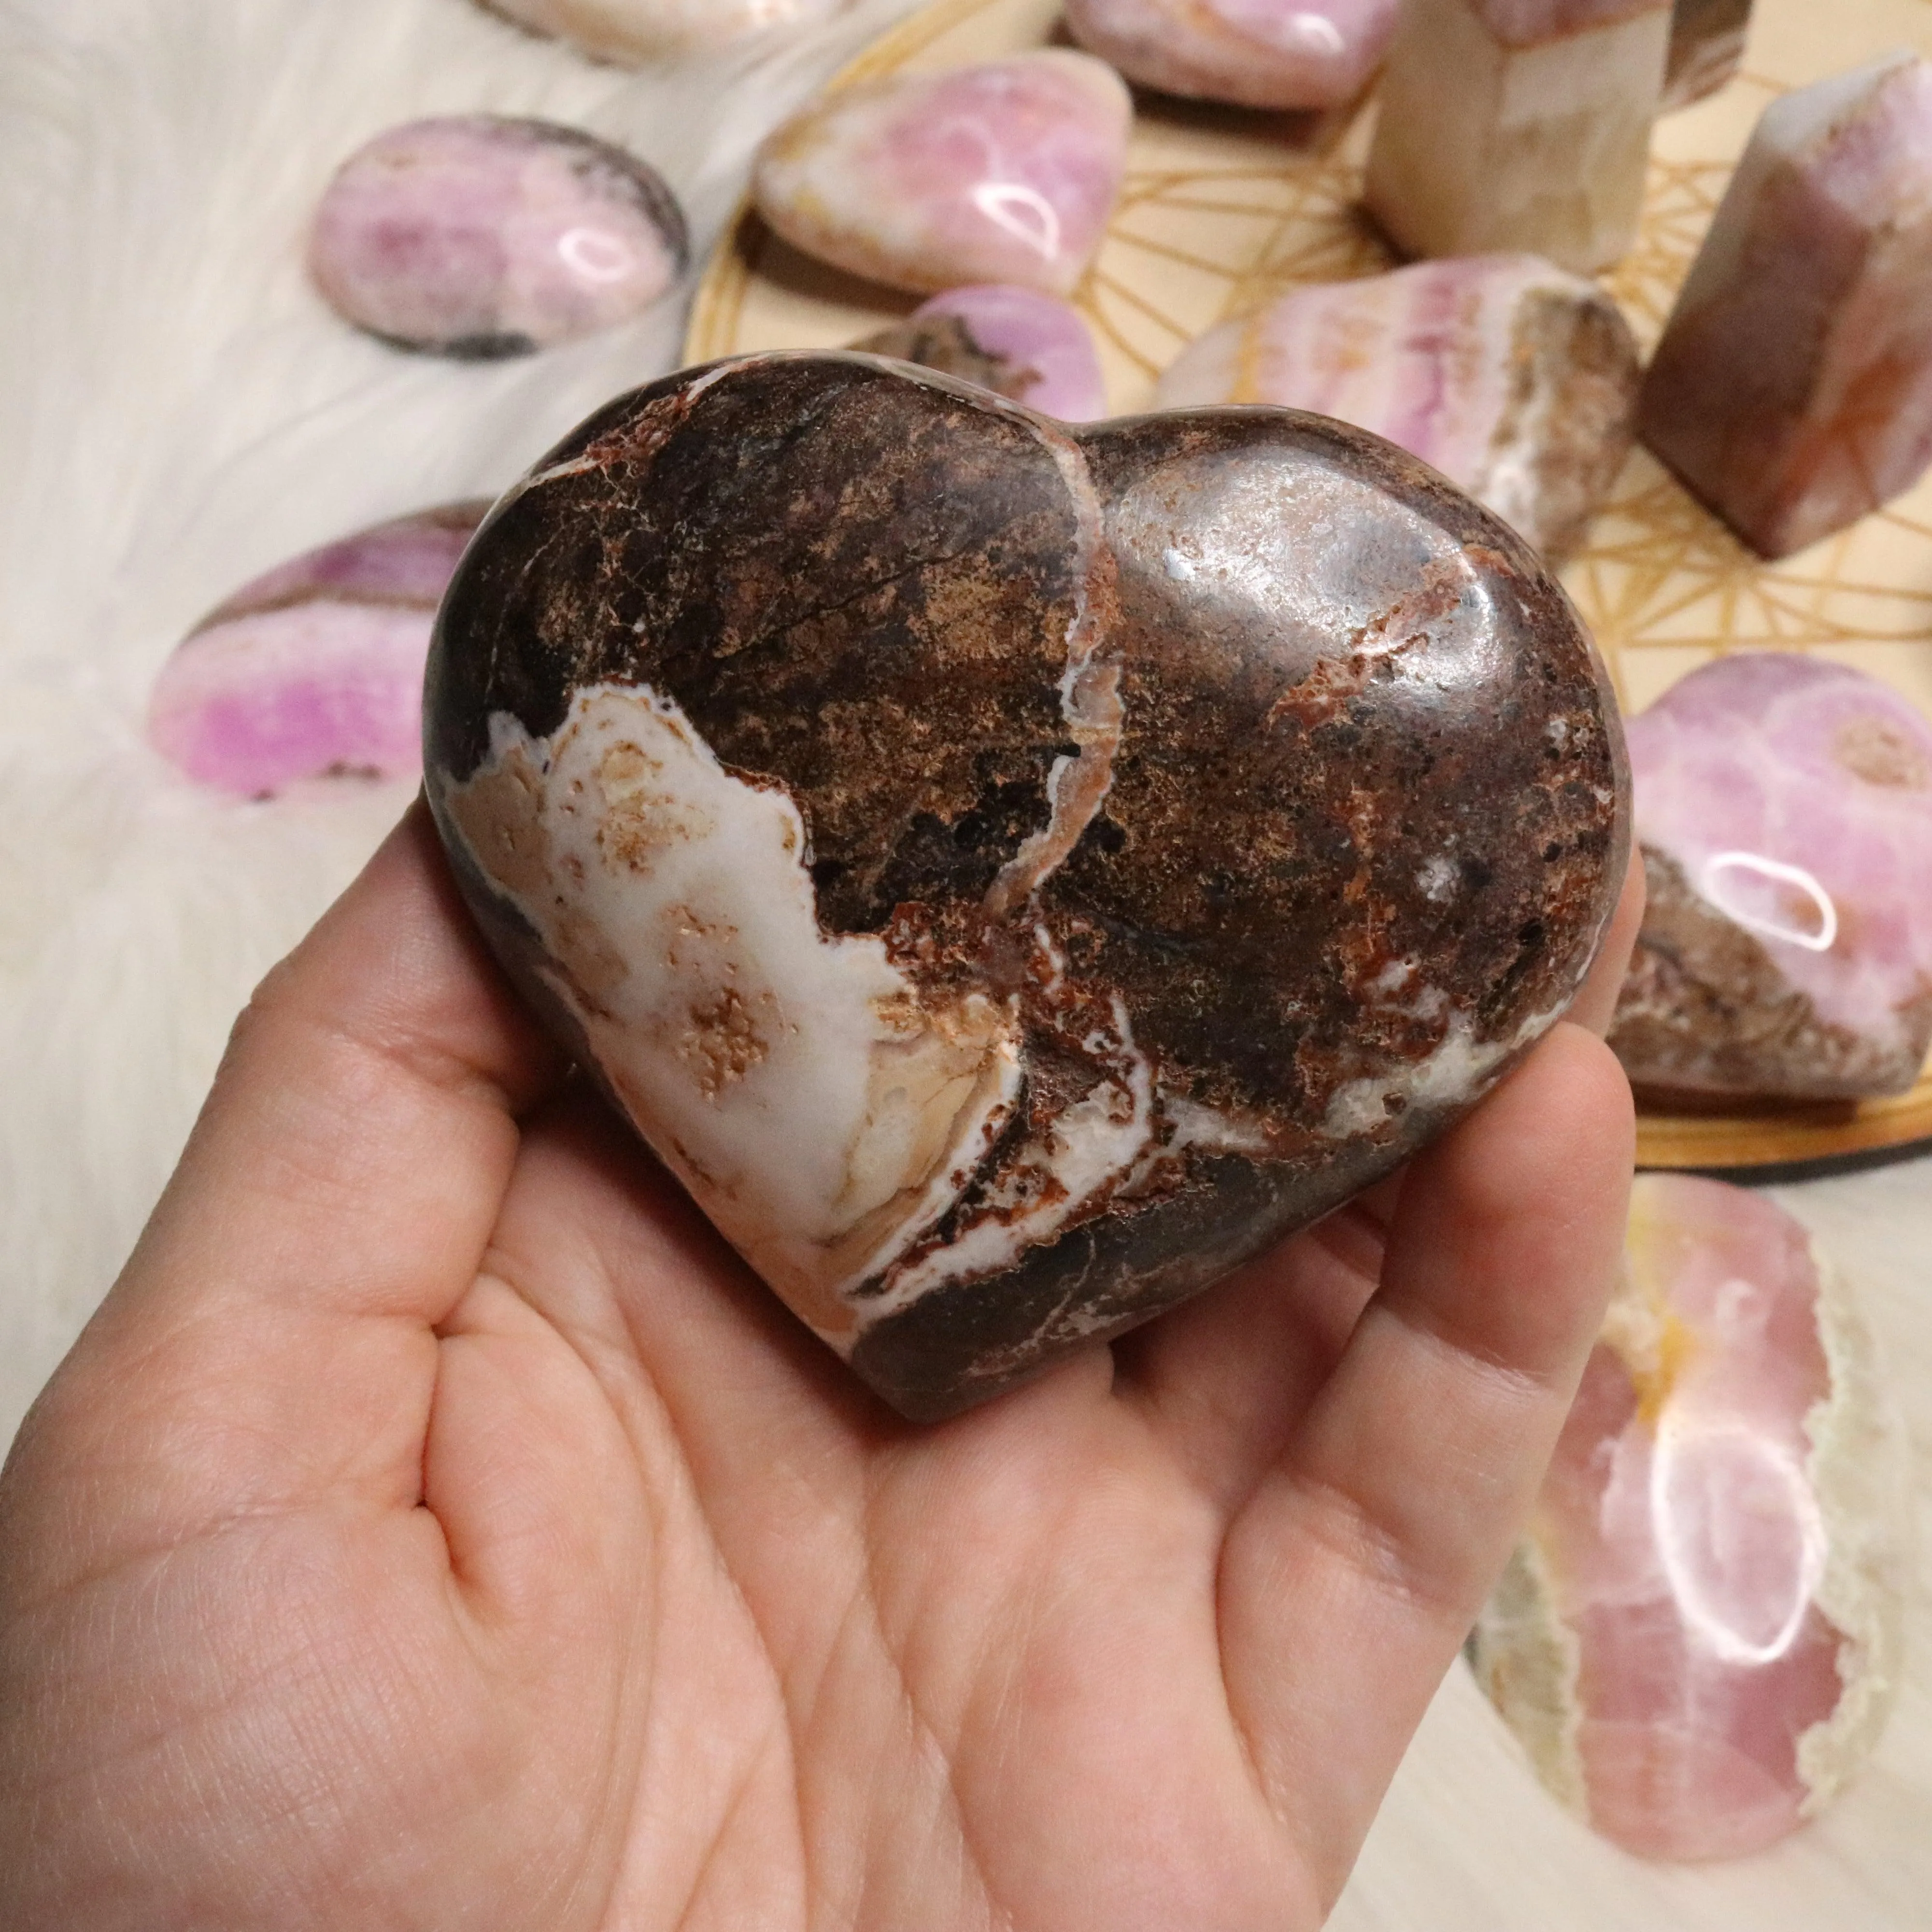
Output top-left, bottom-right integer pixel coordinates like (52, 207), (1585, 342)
(686, 0), (1932, 1176)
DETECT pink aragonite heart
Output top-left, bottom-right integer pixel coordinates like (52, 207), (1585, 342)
(856, 284), (1108, 420)
(1609, 653), (1932, 1098)
(148, 504), (487, 798)
(752, 53), (1131, 297)
(1155, 255), (1639, 557)
(1470, 1175), (1907, 1863)
(1063, 0), (1398, 111)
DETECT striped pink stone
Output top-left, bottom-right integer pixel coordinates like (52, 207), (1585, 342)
(310, 115), (686, 358)
(753, 53), (1131, 297)
(1470, 1175), (1906, 1862)
(855, 284), (1108, 420)
(1639, 51), (1932, 558)
(1155, 254), (1639, 556)
(1062, 0), (1399, 111)
(148, 504), (487, 798)
(1609, 653), (1932, 1099)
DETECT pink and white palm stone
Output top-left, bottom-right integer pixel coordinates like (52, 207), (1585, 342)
(1154, 255), (1640, 556)
(148, 504), (488, 798)
(752, 53), (1131, 297)
(310, 116), (687, 358)
(484, 0), (844, 61)
(855, 284), (1108, 420)
(1470, 1176), (1906, 1863)
(1639, 52), (1932, 559)
(1062, 0), (1398, 111)
(1364, 0), (1673, 274)
(1609, 653), (1932, 1098)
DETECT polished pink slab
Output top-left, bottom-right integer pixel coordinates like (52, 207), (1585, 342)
(856, 284), (1107, 420)
(311, 115), (686, 357)
(753, 52), (1131, 297)
(1471, 1175), (1906, 1862)
(1063, 0), (1397, 111)
(1155, 255), (1639, 556)
(1609, 653), (1932, 1098)
(1640, 52), (1932, 557)
(149, 504), (487, 798)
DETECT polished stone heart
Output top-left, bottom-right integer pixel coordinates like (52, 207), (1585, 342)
(423, 354), (1628, 1420)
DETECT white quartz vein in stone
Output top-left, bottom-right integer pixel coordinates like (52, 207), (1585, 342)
(1321, 1001), (1561, 1139)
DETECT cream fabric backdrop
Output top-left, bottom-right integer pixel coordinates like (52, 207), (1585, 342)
(0, 0), (1925, 1921)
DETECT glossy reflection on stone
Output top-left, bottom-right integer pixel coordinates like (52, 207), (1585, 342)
(423, 353), (1628, 1421)
(1471, 1175), (1907, 1863)
(1610, 653), (1932, 1100)
(484, 0), (845, 60)
(150, 503), (488, 797)
(1063, 0), (1398, 111)
(310, 115), (687, 357)
(1155, 255), (1639, 558)
(855, 284), (1107, 420)
(752, 53), (1131, 297)
(1639, 52), (1932, 559)
(1365, 0), (1674, 274)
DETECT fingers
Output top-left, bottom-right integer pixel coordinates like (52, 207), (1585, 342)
(9, 803), (562, 1546)
(1215, 1022), (1633, 1902)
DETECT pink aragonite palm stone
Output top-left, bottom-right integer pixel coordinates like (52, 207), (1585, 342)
(485, 0), (844, 61)
(1062, 0), (1398, 112)
(752, 53), (1131, 297)
(1470, 1175), (1906, 1863)
(855, 284), (1108, 420)
(1609, 653), (1932, 1098)
(148, 504), (487, 798)
(310, 116), (686, 358)
(1639, 52), (1932, 557)
(1154, 255), (1639, 557)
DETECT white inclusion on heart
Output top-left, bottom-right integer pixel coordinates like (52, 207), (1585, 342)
(1699, 850), (1839, 952)
(1650, 1399), (1829, 1668)
(971, 181), (1062, 261)
(557, 225), (635, 282)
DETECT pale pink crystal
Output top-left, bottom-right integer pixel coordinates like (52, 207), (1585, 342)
(484, 0), (844, 61)
(1364, 0), (1673, 274)
(752, 53), (1131, 298)
(1471, 1175), (1906, 1862)
(1154, 255), (1639, 556)
(148, 505), (487, 797)
(855, 284), (1107, 420)
(1609, 653), (1932, 1098)
(1639, 52), (1932, 558)
(310, 115), (686, 357)
(1062, 0), (1398, 112)
(1661, 0), (1753, 109)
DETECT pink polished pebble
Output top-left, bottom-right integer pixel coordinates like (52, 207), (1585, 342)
(149, 504), (488, 797)
(858, 284), (1108, 420)
(1064, 0), (1398, 111)
(753, 52), (1131, 297)
(311, 115), (687, 356)
(1471, 1175), (1906, 1861)
(1609, 653), (1932, 1098)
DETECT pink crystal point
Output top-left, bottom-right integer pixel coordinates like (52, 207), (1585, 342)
(310, 115), (687, 358)
(1471, 1175), (1906, 1863)
(752, 53), (1132, 297)
(1662, 0), (1753, 110)
(855, 284), (1107, 420)
(1062, 0), (1398, 112)
(1364, 0), (1673, 274)
(148, 504), (488, 798)
(1609, 653), (1932, 1098)
(1154, 255), (1639, 556)
(1639, 52), (1932, 558)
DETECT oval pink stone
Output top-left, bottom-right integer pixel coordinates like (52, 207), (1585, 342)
(856, 284), (1108, 420)
(148, 504), (488, 797)
(753, 53), (1132, 297)
(1470, 1175), (1907, 1862)
(1065, 0), (1398, 111)
(310, 115), (686, 357)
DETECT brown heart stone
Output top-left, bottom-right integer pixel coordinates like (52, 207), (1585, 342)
(424, 353), (1629, 1421)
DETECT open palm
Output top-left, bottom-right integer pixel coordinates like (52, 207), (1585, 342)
(0, 807), (1637, 1931)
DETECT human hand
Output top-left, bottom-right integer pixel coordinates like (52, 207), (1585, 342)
(0, 804), (1641, 1931)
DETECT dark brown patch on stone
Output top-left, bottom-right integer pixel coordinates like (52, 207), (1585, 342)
(854, 313), (1039, 404)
